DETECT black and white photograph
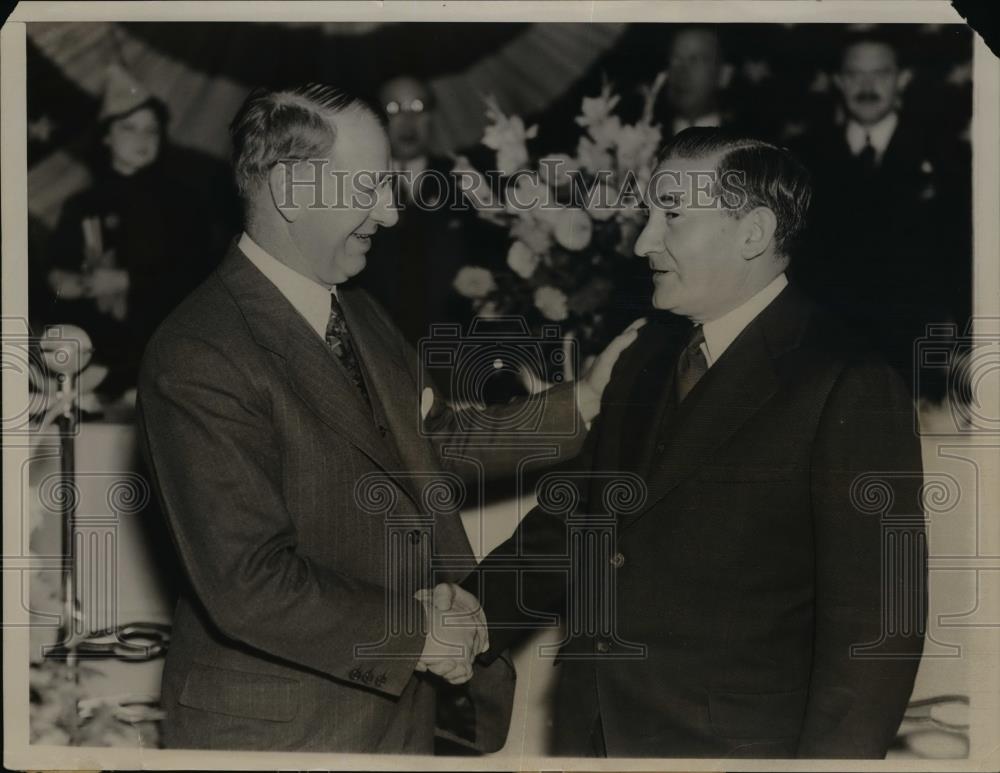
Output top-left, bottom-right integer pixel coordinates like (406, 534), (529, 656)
(2, 1), (999, 770)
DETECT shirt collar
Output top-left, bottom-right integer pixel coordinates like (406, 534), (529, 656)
(673, 112), (723, 135)
(846, 111), (899, 159)
(700, 273), (788, 367)
(238, 232), (334, 340)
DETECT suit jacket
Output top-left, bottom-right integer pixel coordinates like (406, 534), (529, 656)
(792, 117), (971, 400)
(136, 244), (583, 752)
(470, 284), (925, 759)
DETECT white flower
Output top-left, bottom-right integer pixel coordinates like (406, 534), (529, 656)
(511, 215), (553, 254)
(589, 115), (623, 149)
(453, 266), (496, 298)
(496, 144), (530, 176)
(577, 136), (613, 175)
(475, 299), (501, 318)
(615, 122), (661, 177)
(584, 180), (617, 222)
(482, 101), (538, 176)
(538, 153), (581, 188)
(575, 85), (621, 130)
(534, 286), (570, 321)
(505, 173), (551, 215)
(507, 240), (541, 279)
(552, 207), (593, 251)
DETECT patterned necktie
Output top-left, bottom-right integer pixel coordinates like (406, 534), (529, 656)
(675, 325), (709, 403)
(325, 293), (372, 409)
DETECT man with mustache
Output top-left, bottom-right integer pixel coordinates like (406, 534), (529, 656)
(793, 30), (970, 403)
(466, 128), (925, 759)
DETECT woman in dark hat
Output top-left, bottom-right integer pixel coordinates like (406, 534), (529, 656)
(45, 65), (210, 400)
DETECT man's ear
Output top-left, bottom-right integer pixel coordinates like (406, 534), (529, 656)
(269, 163), (300, 224)
(741, 206), (777, 260)
(832, 72), (846, 96)
(896, 67), (913, 93)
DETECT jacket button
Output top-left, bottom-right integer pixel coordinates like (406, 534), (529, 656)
(610, 552), (625, 569)
(595, 639), (611, 654)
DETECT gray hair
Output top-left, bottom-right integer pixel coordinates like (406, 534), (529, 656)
(229, 83), (379, 201)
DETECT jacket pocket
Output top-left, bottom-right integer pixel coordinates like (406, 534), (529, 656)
(709, 687), (807, 739)
(178, 662), (300, 723)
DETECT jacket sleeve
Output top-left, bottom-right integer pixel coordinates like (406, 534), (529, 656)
(422, 379), (587, 481)
(798, 357), (925, 757)
(136, 332), (427, 697)
(460, 413), (602, 661)
(392, 324), (587, 481)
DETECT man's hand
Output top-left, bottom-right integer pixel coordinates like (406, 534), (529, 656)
(577, 317), (647, 423)
(414, 583), (488, 685)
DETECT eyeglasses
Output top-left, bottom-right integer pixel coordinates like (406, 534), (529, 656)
(385, 98), (426, 116)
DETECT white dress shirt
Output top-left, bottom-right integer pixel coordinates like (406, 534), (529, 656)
(700, 273), (788, 367)
(845, 111), (899, 163)
(239, 232), (334, 341)
(672, 111), (722, 135)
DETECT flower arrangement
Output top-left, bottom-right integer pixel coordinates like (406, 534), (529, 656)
(452, 75), (666, 380)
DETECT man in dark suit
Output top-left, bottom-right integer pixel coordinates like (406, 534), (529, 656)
(137, 84), (639, 753)
(654, 26), (738, 137)
(467, 128), (926, 758)
(793, 31), (971, 402)
(357, 75), (508, 379)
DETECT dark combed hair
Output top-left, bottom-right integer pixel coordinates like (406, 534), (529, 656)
(228, 83), (379, 200)
(658, 127), (813, 258)
(837, 28), (906, 70)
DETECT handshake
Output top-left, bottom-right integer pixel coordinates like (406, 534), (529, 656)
(414, 583), (488, 685)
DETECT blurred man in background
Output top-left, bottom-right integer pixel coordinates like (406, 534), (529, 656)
(794, 31), (971, 402)
(657, 26), (736, 136)
(355, 76), (472, 365)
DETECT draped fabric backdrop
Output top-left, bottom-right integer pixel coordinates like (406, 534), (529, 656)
(27, 22), (971, 231)
(26, 22), (627, 231)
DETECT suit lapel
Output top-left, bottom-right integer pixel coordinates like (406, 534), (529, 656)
(593, 317), (685, 475)
(621, 287), (810, 531)
(337, 288), (438, 506)
(339, 288), (477, 563)
(217, 248), (402, 478)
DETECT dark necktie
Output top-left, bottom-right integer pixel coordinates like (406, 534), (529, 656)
(858, 133), (877, 173)
(675, 325), (708, 403)
(325, 293), (372, 409)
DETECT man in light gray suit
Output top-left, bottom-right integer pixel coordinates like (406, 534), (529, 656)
(137, 84), (638, 753)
